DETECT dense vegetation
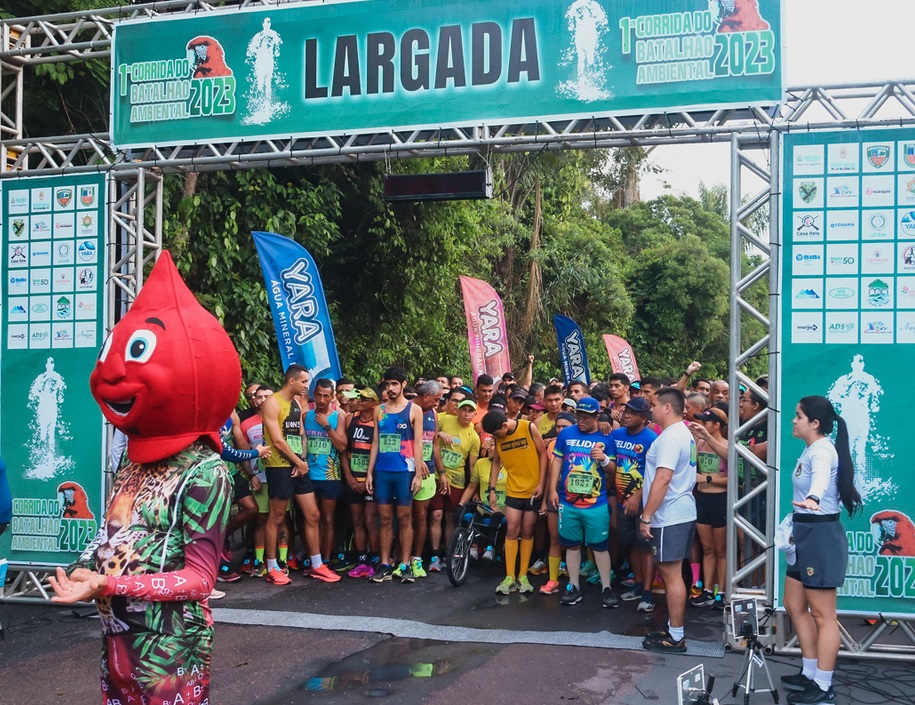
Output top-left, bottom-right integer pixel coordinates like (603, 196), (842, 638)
(4, 1), (769, 387)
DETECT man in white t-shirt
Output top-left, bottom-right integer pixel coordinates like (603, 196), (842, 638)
(638, 386), (697, 653)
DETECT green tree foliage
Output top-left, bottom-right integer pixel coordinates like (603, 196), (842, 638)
(7, 1), (762, 387)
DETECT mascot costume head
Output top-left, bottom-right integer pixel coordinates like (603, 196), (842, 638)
(90, 251), (241, 464)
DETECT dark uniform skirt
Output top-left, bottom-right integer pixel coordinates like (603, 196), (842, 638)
(786, 512), (847, 589)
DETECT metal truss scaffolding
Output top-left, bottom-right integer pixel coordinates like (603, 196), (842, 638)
(3, 3), (915, 658)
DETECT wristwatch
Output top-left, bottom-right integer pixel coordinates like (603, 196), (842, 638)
(639, 515), (651, 525)
(487, 486), (496, 494)
(806, 495), (820, 504)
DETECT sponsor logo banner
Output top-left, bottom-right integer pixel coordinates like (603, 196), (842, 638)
(110, 0), (783, 149)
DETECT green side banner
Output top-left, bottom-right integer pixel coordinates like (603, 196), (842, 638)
(110, 0), (783, 149)
(779, 129), (915, 614)
(0, 174), (107, 567)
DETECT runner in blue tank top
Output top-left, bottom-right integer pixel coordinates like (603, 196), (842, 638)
(367, 366), (424, 583)
(304, 378), (348, 576)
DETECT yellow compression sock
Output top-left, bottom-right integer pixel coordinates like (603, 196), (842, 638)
(519, 538), (534, 576)
(278, 543), (288, 564)
(504, 539), (519, 580)
(255, 545), (265, 563)
(549, 555), (561, 582)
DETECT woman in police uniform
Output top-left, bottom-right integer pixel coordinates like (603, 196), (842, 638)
(781, 396), (861, 705)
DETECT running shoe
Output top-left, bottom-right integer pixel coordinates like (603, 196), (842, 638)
(348, 562), (375, 579)
(217, 566), (242, 583)
(392, 564), (403, 578)
(495, 576), (517, 595)
(334, 557), (358, 573)
(371, 564), (394, 583)
(690, 589), (716, 608)
(560, 583), (582, 606)
(428, 556), (443, 573)
(482, 546), (495, 561)
(636, 598), (655, 613)
(580, 560), (597, 578)
(209, 589), (226, 600)
(621, 576), (637, 588)
(587, 571), (602, 585)
(250, 561), (266, 578)
(238, 556), (254, 574)
(310, 564), (342, 583)
(786, 683), (835, 704)
(265, 568), (291, 585)
(620, 587), (642, 601)
(651, 577), (666, 594)
(539, 579), (560, 595)
(286, 555), (303, 571)
(528, 559), (547, 575)
(517, 576), (534, 593)
(400, 563), (415, 584)
(469, 545), (480, 561)
(411, 557), (427, 578)
(642, 630), (687, 653)
(220, 547), (233, 564)
(712, 594), (726, 610)
(689, 582), (704, 600)
(781, 673), (814, 692)
(602, 588), (620, 609)
(558, 561), (569, 577)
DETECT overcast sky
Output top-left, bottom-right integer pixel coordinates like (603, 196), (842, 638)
(640, 0), (915, 200)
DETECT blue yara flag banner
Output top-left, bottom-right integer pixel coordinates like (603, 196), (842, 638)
(252, 230), (341, 394)
(553, 314), (590, 386)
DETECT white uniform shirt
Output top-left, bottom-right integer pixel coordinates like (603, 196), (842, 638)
(792, 437), (841, 515)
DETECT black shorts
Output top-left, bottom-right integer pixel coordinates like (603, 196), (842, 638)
(786, 513), (847, 589)
(695, 491), (727, 528)
(232, 472), (253, 503)
(343, 479), (373, 504)
(265, 466), (314, 500)
(617, 506), (650, 551)
(504, 495), (538, 512)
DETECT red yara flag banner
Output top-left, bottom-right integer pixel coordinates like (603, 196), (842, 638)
(459, 275), (511, 383)
(602, 334), (641, 381)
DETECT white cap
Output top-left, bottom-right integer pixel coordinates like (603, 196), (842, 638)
(774, 514), (796, 566)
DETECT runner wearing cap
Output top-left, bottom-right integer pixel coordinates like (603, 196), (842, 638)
(547, 397), (619, 607)
(611, 396), (658, 612)
(687, 402), (730, 609)
(341, 387), (380, 578)
(428, 397), (481, 572)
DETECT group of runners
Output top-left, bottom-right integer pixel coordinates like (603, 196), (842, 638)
(220, 361), (751, 654)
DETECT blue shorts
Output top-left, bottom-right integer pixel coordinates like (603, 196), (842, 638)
(558, 503), (610, 551)
(373, 470), (413, 507)
(312, 479), (343, 501)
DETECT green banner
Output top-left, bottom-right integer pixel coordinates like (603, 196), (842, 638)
(779, 129), (915, 614)
(0, 174), (106, 566)
(110, 0), (782, 149)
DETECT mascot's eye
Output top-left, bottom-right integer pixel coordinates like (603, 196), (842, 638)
(98, 333), (113, 363)
(125, 329), (158, 364)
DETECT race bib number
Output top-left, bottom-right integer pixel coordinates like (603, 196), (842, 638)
(309, 436), (332, 457)
(423, 443), (433, 462)
(566, 471), (596, 495)
(698, 452), (720, 474)
(441, 448), (464, 469)
(286, 435), (303, 455)
(350, 454), (369, 474)
(379, 433), (401, 453)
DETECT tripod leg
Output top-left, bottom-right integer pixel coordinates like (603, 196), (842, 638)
(731, 647), (754, 697)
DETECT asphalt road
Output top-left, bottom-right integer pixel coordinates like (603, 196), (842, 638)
(0, 560), (910, 704)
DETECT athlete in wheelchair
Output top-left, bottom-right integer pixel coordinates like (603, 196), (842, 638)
(445, 499), (505, 586)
